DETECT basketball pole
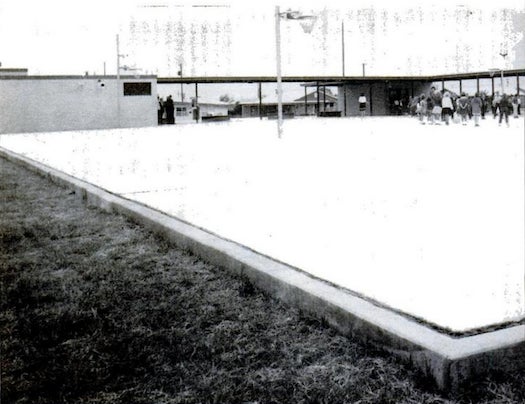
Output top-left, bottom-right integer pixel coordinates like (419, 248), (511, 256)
(275, 6), (283, 138)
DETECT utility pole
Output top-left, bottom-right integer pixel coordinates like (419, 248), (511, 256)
(116, 35), (121, 128)
(178, 63), (184, 102)
(342, 21), (346, 116)
(341, 21), (345, 77)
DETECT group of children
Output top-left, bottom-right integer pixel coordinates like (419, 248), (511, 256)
(415, 87), (521, 127)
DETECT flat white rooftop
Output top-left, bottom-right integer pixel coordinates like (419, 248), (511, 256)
(1, 116), (523, 333)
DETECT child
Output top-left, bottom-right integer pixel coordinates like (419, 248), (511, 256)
(511, 95), (519, 118)
(417, 94), (427, 124)
(426, 96), (434, 124)
(358, 93), (367, 117)
(470, 93), (482, 127)
(430, 87), (442, 124)
(441, 92), (454, 125)
(456, 93), (470, 125)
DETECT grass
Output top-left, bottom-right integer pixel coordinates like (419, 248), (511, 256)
(1, 156), (524, 404)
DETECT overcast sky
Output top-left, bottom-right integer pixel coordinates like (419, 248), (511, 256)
(0, 0), (523, 77)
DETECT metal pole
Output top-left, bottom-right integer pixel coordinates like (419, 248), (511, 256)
(500, 51), (507, 94)
(323, 86), (326, 112)
(304, 85), (307, 115)
(343, 85), (347, 116)
(116, 34), (121, 128)
(275, 6), (283, 138)
(341, 21), (345, 76)
(362, 63), (366, 77)
(180, 63), (184, 102)
(194, 83), (198, 123)
(369, 85), (373, 116)
(316, 82), (320, 116)
(476, 76), (480, 94)
(258, 82), (263, 119)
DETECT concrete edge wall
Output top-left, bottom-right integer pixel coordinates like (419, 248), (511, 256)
(1, 146), (523, 393)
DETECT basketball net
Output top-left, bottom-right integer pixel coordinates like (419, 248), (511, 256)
(299, 17), (317, 34)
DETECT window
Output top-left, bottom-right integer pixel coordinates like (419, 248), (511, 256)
(123, 82), (152, 96)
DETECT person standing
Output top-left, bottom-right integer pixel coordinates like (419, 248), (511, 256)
(456, 93), (470, 125)
(157, 96), (165, 125)
(426, 96), (434, 125)
(430, 86), (442, 124)
(441, 91), (454, 125)
(511, 94), (519, 118)
(165, 95), (175, 124)
(470, 93), (482, 127)
(416, 94), (427, 124)
(492, 92), (502, 119)
(480, 93), (487, 119)
(499, 94), (511, 127)
(358, 93), (367, 117)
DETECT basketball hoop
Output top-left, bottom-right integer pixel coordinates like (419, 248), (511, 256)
(299, 17), (317, 34)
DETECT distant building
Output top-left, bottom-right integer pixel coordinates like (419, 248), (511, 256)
(170, 99), (231, 123)
(0, 68), (28, 77)
(239, 88), (338, 118)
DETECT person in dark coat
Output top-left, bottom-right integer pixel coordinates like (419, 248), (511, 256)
(157, 96), (165, 125)
(498, 94), (512, 127)
(165, 95), (175, 124)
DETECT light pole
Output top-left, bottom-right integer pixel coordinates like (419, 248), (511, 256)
(116, 34), (122, 128)
(499, 50), (507, 94)
(274, 7), (317, 138)
(178, 63), (184, 102)
(341, 21), (347, 116)
(275, 6), (283, 138)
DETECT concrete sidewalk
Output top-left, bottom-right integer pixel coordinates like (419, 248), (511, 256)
(2, 143), (524, 393)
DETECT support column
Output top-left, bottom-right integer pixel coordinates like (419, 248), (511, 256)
(258, 82), (262, 119)
(316, 82), (320, 116)
(476, 77), (480, 94)
(304, 85), (307, 115)
(369, 84), (373, 116)
(343, 85), (347, 116)
(194, 83), (198, 123)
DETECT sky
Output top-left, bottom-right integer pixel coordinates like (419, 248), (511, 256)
(0, 0), (524, 79)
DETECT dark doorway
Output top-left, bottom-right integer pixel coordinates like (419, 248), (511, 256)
(387, 87), (410, 115)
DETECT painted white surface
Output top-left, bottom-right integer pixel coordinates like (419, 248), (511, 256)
(1, 116), (523, 332)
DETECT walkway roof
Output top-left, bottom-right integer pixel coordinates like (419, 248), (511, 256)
(157, 69), (525, 85)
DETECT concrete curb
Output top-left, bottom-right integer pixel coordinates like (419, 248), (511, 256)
(1, 146), (524, 392)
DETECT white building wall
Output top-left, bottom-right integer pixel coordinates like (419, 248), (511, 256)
(0, 76), (157, 134)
